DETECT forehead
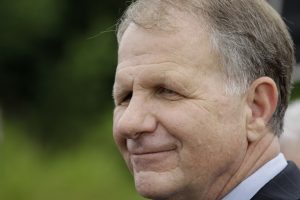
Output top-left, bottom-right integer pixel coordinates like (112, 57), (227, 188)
(116, 13), (222, 85)
(118, 26), (196, 68)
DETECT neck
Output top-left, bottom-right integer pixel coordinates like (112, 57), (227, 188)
(216, 132), (280, 199)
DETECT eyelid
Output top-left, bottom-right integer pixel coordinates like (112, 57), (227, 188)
(116, 91), (133, 106)
(122, 91), (133, 102)
(157, 87), (176, 94)
(156, 87), (183, 100)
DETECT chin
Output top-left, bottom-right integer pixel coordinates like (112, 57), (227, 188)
(133, 169), (186, 199)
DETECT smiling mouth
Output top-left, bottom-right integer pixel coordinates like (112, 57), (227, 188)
(130, 149), (177, 161)
(131, 148), (176, 156)
(130, 148), (177, 172)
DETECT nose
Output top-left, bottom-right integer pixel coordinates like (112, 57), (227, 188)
(115, 96), (157, 139)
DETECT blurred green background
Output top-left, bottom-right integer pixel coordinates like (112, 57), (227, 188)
(0, 0), (145, 199)
(0, 0), (299, 200)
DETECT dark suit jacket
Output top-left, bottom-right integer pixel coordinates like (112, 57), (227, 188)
(251, 162), (300, 200)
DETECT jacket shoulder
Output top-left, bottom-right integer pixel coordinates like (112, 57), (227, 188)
(251, 161), (300, 200)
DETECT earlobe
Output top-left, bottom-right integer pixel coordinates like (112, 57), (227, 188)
(246, 77), (278, 142)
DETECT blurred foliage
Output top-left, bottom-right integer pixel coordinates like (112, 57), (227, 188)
(0, 0), (126, 148)
(0, 0), (148, 199)
(0, 0), (299, 199)
(0, 115), (145, 200)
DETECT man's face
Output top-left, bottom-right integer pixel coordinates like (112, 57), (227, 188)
(113, 17), (248, 199)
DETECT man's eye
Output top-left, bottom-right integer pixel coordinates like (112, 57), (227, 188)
(157, 87), (176, 95)
(120, 92), (132, 105)
(157, 87), (181, 100)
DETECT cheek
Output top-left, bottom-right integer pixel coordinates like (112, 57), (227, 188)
(157, 101), (247, 174)
(158, 102), (217, 145)
(158, 104), (214, 161)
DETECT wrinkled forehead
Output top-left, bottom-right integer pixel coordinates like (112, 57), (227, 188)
(117, 18), (216, 69)
(118, 23), (183, 66)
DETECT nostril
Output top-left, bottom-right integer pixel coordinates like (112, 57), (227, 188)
(123, 131), (142, 140)
(131, 132), (142, 139)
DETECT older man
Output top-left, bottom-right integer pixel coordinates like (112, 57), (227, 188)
(112, 0), (300, 199)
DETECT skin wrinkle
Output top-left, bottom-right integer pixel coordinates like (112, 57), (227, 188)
(114, 61), (204, 105)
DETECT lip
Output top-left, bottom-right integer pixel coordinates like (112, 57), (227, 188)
(130, 148), (178, 172)
(129, 145), (177, 156)
(131, 148), (176, 156)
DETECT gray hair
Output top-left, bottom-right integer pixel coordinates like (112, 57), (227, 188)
(116, 0), (295, 136)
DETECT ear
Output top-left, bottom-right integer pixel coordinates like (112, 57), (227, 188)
(245, 77), (278, 142)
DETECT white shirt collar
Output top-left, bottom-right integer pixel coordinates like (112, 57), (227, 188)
(222, 153), (287, 200)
